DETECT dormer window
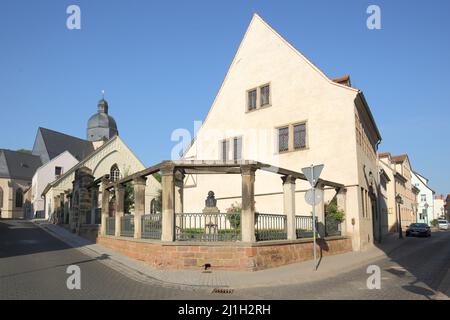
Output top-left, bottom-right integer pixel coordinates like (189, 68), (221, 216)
(55, 166), (63, 177)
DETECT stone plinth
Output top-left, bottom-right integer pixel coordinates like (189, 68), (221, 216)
(97, 236), (352, 271)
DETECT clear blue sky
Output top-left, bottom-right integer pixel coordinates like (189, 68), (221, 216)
(1, 0), (449, 194)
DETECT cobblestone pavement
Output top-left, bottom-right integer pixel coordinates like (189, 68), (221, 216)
(1, 220), (449, 300)
(233, 231), (450, 300)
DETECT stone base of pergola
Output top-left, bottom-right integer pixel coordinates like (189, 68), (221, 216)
(97, 235), (352, 271)
(77, 160), (352, 272)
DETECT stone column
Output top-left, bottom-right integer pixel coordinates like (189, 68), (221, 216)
(282, 175), (297, 240)
(174, 170), (185, 214)
(63, 192), (69, 225)
(66, 192), (72, 225)
(241, 165), (256, 242)
(316, 183), (326, 238)
(161, 165), (175, 242)
(336, 188), (347, 236)
(90, 186), (99, 225)
(133, 177), (147, 239)
(59, 193), (65, 224)
(55, 195), (60, 224)
(114, 184), (125, 237)
(100, 178), (110, 236)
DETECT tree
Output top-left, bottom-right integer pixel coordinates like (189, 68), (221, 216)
(153, 189), (162, 213)
(124, 181), (134, 214)
(16, 149), (32, 154)
(120, 166), (134, 214)
(326, 199), (345, 222)
(152, 172), (162, 183)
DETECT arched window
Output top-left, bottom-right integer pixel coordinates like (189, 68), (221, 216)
(110, 164), (120, 182)
(0, 187), (3, 209)
(15, 188), (23, 208)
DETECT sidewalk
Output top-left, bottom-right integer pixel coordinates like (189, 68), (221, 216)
(36, 222), (407, 290)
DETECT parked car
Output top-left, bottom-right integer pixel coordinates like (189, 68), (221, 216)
(406, 223), (431, 237)
(438, 220), (449, 230)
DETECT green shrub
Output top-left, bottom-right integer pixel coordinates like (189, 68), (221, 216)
(226, 202), (241, 229)
(326, 199), (345, 222)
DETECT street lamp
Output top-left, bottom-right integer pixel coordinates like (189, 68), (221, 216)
(395, 194), (403, 239)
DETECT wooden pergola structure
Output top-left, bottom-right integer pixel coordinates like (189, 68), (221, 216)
(98, 160), (344, 242)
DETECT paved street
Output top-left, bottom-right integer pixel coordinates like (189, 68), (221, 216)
(0, 220), (210, 299)
(1, 219), (449, 300)
(235, 231), (450, 299)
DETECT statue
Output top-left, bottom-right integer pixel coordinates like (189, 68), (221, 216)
(203, 190), (219, 214)
(205, 191), (217, 208)
(202, 191), (220, 240)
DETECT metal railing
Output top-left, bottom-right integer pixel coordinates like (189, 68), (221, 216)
(255, 213), (287, 241)
(296, 215), (318, 238)
(325, 216), (341, 237)
(106, 217), (115, 236)
(120, 215), (134, 237)
(141, 214), (162, 240)
(175, 212), (241, 241)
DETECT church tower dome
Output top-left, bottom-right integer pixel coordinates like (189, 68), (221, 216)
(86, 96), (119, 142)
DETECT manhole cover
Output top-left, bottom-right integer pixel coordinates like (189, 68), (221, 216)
(212, 288), (234, 294)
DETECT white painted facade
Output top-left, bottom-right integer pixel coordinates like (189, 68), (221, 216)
(31, 151), (79, 218)
(182, 14), (382, 251)
(411, 171), (435, 225)
(433, 197), (445, 220)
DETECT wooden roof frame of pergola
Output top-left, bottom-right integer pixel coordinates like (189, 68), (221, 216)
(99, 160), (344, 191)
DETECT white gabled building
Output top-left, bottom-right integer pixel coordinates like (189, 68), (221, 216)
(31, 151), (79, 218)
(182, 14), (382, 251)
(411, 171), (435, 224)
(434, 195), (445, 220)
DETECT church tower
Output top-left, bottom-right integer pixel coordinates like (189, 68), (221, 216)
(86, 97), (119, 142)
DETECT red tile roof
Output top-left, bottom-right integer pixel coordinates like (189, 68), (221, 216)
(332, 75), (351, 87)
(391, 154), (408, 163)
(378, 152), (391, 158)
